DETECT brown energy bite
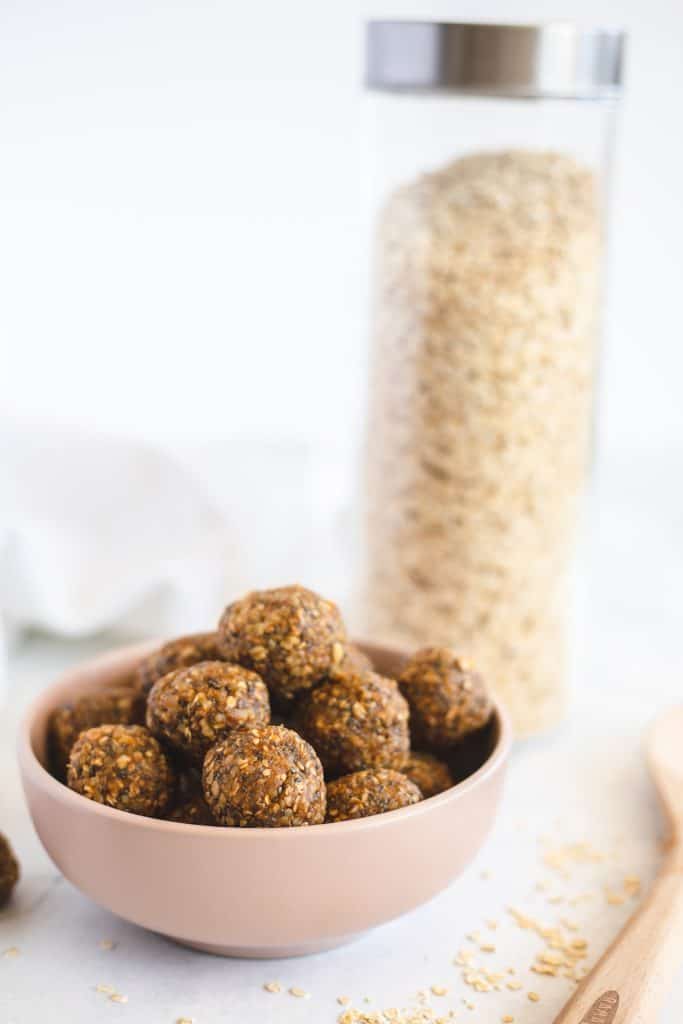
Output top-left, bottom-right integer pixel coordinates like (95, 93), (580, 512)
(48, 687), (145, 780)
(398, 647), (492, 749)
(0, 832), (19, 907)
(403, 751), (454, 799)
(326, 769), (421, 822)
(146, 661), (270, 760)
(134, 631), (225, 699)
(67, 724), (174, 817)
(217, 585), (347, 702)
(294, 670), (410, 777)
(202, 725), (325, 827)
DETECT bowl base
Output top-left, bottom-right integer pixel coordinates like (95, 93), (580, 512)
(169, 932), (364, 959)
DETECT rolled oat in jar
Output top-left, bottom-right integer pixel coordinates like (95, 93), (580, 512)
(361, 21), (625, 734)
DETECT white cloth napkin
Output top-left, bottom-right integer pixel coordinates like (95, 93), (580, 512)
(0, 419), (355, 699)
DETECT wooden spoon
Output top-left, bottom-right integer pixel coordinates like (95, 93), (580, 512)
(553, 706), (683, 1023)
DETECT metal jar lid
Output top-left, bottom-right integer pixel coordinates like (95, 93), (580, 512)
(366, 21), (626, 100)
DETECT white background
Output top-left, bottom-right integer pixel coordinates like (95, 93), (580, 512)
(1, 0), (682, 461)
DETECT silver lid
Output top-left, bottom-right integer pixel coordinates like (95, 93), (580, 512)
(366, 21), (625, 100)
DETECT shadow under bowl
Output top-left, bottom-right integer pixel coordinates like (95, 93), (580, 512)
(18, 639), (511, 958)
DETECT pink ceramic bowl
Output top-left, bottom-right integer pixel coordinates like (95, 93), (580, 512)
(18, 640), (511, 958)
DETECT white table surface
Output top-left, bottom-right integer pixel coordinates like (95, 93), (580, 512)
(0, 624), (682, 1024)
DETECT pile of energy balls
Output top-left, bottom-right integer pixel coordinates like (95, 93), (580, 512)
(48, 585), (493, 827)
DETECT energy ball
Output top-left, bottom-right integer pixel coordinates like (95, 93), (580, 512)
(0, 833), (19, 907)
(326, 769), (421, 822)
(146, 661), (270, 760)
(403, 751), (454, 799)
(398, 647), (492, 749)
(295, 671), (410, 777)
(218, 585), (347, 702)
(48, 687), (145, 780)
(67, 724), (174, 817)
(203, 725), (325, 827)
(134, 632), (225, 699)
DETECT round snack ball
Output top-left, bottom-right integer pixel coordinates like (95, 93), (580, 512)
(294, 671), (410, 777)
(398, 647), (492, 749)
(0, 833), (19, 907)
(203, 725), (325, 827)
(146, 661), (270, 760)
(134, 631), (225, 699)
(403, 751), (454, 799)
(48, 687), (145, 780)
(218, 585), (347, 702)
(67, 724), (174, 817)
(326, 769), (421, 822)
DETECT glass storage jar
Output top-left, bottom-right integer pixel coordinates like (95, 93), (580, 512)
(361, 21), (626, 736)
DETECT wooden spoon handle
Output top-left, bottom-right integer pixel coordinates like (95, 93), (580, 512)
(553, 855), (683, 1023)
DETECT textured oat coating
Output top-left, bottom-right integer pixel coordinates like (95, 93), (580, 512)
(295, 670), (410, 777)
(48, 687), (145, 780)
(326, 769), (421, 822)
(202, 725), (325, 827)
(0, 833), (19, 907)
(402, 751), (454, 799)
(398, 647), (492, 749)
(134, 632), (225, 699)
(218, 585), (347, 702)
(146, 661), (270, 760)
(67, 724), (174, 817)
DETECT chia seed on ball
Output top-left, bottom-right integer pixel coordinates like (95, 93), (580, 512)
(134, 632), (226, 699)
(202, 725), (325, 827)
(326, 769), (421, 822)
(146, 661), (270, 760)
(294, 670), (410, 778)
(403, 751), (454, 798)
(217, 585), (347, 703)
(67, 724), (174, 817)
(398, 647), (492, 749)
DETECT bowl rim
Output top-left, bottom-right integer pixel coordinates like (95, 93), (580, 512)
(18, 639), (512, 838)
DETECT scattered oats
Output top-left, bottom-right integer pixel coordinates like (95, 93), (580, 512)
(624, 875), (641, 896)
(543, 843), (603, 877)
(177, 1018), (194, 1024)
(98, 939), (116, 951)
(337, 996), (351, 1006)
(95, 984), (116, 995)
(502, 1017), (514, 1023)
(466, 932), (480, 943)
(110, 993), (128, 1004)
(605, 887), (625, 906)
(2, 947), (20, 958)
(263, 981), (281, 993)
(486, 920), (498, 930)
(528, 992), (540, 1003)
(506, 981), (522, 992)
(430, 986), (448, 997)
(289, 987), (310, 999)
(480, 943), (496, 953)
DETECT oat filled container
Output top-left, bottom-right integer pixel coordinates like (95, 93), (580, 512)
(362, 21), (625, 735)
